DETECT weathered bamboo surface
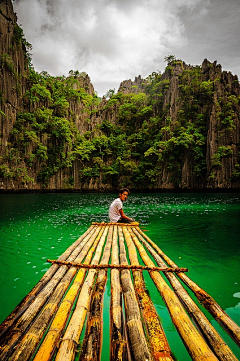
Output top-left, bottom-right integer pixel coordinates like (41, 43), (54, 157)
(0, 223), (239, 361)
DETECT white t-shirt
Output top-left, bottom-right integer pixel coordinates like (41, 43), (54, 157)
(109, 198), (123, 222)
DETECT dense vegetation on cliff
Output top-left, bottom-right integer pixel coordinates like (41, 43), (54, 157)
(2, 69), (100, 187)
(0, 0), (240, 191)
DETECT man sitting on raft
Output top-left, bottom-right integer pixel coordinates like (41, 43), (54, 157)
(109, 188), (135, 223)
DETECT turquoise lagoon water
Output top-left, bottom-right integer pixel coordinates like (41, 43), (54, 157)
(0, 192), (240, 360)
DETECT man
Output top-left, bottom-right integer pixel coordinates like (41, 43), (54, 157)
(109, 188), (134, 223)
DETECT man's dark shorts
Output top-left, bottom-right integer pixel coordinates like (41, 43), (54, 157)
(117, 218), (133, 224)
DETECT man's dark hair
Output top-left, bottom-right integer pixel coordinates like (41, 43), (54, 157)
(119, 187), (130, 195)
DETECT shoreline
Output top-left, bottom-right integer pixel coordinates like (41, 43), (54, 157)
(0, 188), (240, 194)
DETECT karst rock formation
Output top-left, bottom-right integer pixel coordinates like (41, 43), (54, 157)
(1, 0), (240, 191)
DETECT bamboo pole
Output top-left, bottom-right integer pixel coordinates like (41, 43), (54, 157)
(0, 225), (98, 361)
(0, 225), (95, 342)
(91, 222), (139, 226)
(129, 226), (218, 361)
(54, 225), (109, 361)
(118, 226), (152, 361)
(135, 226), (240, 347)
(110, 225), (128, 361)
(80, 225), (113, 361)
(6, 226), (103, 361)
(46, 259), (188, 272)
(123, 226), (173, 361)
(1, 223), (238, 361)
(30, 226), (104, 361)
(132, 227), (238, 361)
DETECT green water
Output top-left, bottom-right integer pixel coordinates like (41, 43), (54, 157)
(0, 193), (240, 360)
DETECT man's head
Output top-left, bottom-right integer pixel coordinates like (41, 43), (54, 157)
(119, 187), (130, 202)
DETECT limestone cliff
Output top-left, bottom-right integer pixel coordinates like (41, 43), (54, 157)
(96, 60), (240, 191)
(0, 0), (240, 192)
(0, 0), (28, 151)
(149, 59), (240, 189)
(0, 0), (100, 191)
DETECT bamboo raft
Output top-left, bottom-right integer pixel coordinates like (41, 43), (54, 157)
(0, 223), (239, 361)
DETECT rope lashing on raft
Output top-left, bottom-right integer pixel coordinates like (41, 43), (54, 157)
(47, 259), (188, 273)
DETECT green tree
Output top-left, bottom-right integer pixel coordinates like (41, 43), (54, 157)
(164, 55), (176, 64)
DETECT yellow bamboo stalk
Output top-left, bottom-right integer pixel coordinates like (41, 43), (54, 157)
(123, 226), (173, 361)
(55, 225), (109, 361)
(8, 226), (103, 361)
(110, 225), (127, 361)
(80, 226), (113, 361)
(118, 226), (152, 361)
(129, 226), (218, 361)
(0, 225), (98, 361)
(133, 227), (238, 361)
(31, 226), (105, 361)
(0, 225), (95, 342)
(135, 226), (240, 347)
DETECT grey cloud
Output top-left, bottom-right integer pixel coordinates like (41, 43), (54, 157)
(13, 0), (240, 96)
(176, 0), (240, 76)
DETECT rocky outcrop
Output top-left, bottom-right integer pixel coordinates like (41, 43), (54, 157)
(0, 0), (100, 191)
(0, 0), (29, 151)
(118, 75), (147, 94)
(150, 59), (240, 190)
(0, 0), (240, 191)
(203, 61), (240, 188)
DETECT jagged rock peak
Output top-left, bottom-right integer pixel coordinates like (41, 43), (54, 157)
(202, 58), (222, 73)
(118, 75), (147, 94)
(67, 72), (95, 96)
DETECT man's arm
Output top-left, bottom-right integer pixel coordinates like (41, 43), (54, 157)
(119, 209), (133, 222)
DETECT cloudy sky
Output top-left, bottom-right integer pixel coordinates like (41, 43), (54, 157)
(13, 0), (240, 96)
